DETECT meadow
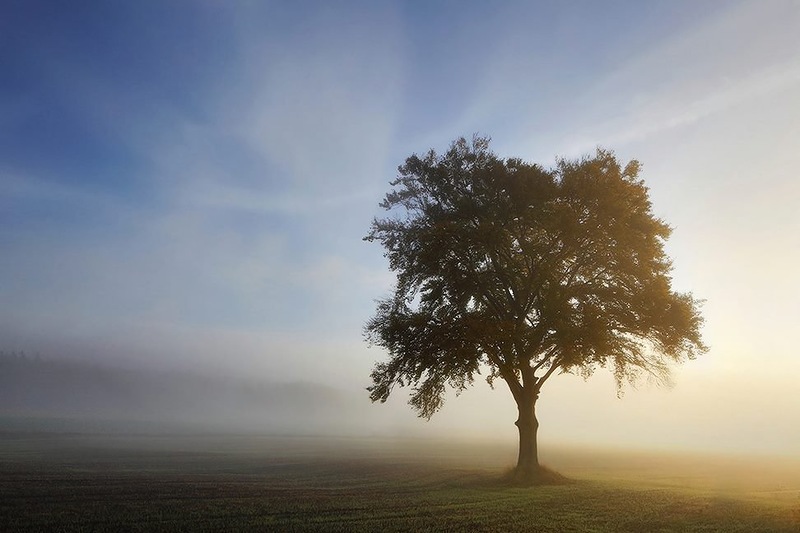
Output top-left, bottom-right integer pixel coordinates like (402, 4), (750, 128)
(1, 432), (799, 532)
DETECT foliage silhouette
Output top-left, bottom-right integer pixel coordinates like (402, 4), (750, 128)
(365, 136), (707, 483)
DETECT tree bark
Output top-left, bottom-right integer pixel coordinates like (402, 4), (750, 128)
(514, 388), (540, 480)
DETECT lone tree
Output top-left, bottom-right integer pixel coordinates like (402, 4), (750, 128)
(365, 136), (706, 483)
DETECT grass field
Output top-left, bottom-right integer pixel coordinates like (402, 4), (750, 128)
(1, 433), (799, 532)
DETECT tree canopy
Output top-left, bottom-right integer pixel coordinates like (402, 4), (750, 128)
(365, 136), (706, 480)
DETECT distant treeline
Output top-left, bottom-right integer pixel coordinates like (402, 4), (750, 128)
(0, 352), (364, 435)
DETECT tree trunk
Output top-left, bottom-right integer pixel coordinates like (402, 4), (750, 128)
(514, 389), (540, 481)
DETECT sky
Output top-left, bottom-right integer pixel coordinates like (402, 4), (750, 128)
(1, 1), (799, 454)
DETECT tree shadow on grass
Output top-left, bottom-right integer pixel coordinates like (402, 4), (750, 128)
(446, 465), (576, 489)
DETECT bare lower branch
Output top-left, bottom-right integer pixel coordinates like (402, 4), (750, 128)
(535, 357), (562, 390)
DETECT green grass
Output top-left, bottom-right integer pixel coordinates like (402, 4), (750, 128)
(1, 434), (798, 532)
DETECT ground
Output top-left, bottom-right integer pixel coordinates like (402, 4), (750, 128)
(1, 433), (799, 532)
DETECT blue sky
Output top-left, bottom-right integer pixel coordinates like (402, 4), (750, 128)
(2, 1), (799, 452)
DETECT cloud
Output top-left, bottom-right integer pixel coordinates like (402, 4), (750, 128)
(179, 180), (382, 216)
(490, 1), (800, 158)
(1, 170), (106, 204)
(219, 6), (405, 194)
(570, 62), (800, 152)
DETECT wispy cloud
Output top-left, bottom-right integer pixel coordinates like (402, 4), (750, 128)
(568, 61), (800, 153)
(0, 3), (406, 371)
(493, 1), (800, 158)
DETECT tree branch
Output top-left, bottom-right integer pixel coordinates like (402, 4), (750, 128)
(485, 349), (522, 401)
(535, 358), (562, 390)
(531, 346), (557, 372)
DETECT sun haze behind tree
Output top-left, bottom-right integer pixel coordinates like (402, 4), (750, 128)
(365, 136), (707, 484)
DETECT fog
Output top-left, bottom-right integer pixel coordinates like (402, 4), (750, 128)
(2, 343), (798, 458)
(0, 352), (405, 437)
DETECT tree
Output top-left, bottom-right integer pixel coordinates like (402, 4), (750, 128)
(364, 136), (707, 483)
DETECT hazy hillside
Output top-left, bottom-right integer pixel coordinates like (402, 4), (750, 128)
(0, 353), (373, 435)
